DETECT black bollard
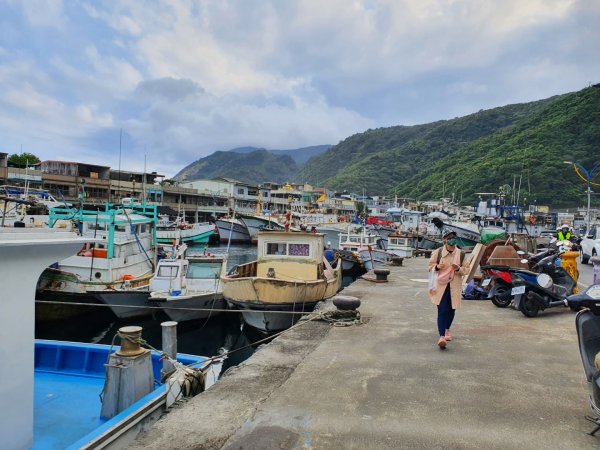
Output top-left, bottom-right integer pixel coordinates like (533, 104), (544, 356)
(374, 268), (390, 281)
(332, 295), (361, 311)
(391, 257), (404, 266)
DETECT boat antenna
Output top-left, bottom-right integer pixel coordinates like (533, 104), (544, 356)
(142, 150), (147, 206)
(225, 204), (235, 253)
(118, 128), (122, 203)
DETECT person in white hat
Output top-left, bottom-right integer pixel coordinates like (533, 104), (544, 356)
(428, 231), (469, 349)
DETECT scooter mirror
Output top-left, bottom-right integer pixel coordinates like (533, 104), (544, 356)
(520, 259), (529, 264)
(516, 250), (526, 256)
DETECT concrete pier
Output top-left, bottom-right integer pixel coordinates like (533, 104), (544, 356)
(131, 258), (597, 449)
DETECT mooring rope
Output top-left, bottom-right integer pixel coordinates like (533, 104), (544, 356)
(36, 300), (316, 315)
(99, 305), (363, 404)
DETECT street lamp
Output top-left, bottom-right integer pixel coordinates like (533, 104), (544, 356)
(564, 161), (600, 235)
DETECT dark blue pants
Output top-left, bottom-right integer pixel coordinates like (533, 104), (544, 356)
(437, 284), (455, 336)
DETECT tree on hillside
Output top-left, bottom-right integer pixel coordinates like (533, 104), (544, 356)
(8, 152), (41, 166)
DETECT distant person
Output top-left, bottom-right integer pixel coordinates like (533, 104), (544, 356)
(324, 241), (335, 263)
(557, 225), (572, 242)
(428, 231), (469, 349)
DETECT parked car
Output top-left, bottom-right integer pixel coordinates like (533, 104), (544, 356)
(580, 224), (600, 264)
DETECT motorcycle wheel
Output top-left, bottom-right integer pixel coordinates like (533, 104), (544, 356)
(520, 292), (540, 318)
(491, 285), (513, 308)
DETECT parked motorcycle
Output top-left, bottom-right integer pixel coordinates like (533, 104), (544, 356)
(480, 248), (556, 308)
(481, 249), (575, 317)
(513, 251), (576, 317)
(567, 285), (600, 435)
(479, 265), (515, 308)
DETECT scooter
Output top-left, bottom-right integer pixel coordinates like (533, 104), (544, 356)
(512, 252), (576, 317)
(567, 285), (600, 435)
(479, 265), (515, 308)
(479, 248), (557, 308)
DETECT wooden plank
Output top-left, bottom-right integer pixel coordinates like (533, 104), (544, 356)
(464, 243), (486, 284)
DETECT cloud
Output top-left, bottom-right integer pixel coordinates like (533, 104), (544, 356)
(0, 0), (598, 178)
(135, 78), (205, 102)
(20, 0), (66, 28)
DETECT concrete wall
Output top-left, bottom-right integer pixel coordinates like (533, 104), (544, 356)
(0, 231), (90, 449)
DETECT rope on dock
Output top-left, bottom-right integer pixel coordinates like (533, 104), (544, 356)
(359, 276), (387, 283)
(313, 309), (362, 327)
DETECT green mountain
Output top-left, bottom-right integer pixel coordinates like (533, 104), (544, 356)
(173, 86), (599, 207)
(301, 85), (600, 207)
(228, 145), (331, 164)
(174, 149), (299, 184)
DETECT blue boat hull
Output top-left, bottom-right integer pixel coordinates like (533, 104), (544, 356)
(33, 340), (207, 449)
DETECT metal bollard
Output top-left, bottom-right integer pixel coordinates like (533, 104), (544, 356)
(101, 326), (153, 419)
(161, 321), (178, 378)
(374, 268), (390, 281)
(391, 257), (404, 266)
(332, 295), (361, 311)
(591, 256), (600, 285)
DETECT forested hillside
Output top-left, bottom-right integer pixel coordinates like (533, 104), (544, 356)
(302, 86), (600, 206)
(173, 149), (298, 184)
(173, 85), (600, 207)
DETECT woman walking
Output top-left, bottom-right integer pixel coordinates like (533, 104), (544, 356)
(428, 231), (469, 349)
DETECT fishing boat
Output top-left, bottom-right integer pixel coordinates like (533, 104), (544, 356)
(222, 230), (342, 332)
(338, 226), (390, 271)
(214, 217), (251, 244)
(239, 212), (285, 244)
(387, 231), (418, 258)
(36, 201), (158, 320)
(156, 215), (216, 245)
(429, 215), (480, 248)
(34, 339), (217, 449)
(0, 184), (71, 227)
(148, 252), (228, 322)
(1, 226), (220, 449)
(416, 233), (443, 250)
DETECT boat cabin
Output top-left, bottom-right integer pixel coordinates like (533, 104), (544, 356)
(150, 259), (188, 294)
(387, 232), (417, 258)
(388, 233), (417, 249)
(149, 255), (227, 296)
(257, 231), (325, 282)
(338, 228), (380, 252)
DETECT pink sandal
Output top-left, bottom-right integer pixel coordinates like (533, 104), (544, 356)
(445, 330), (452, 341)
(437, 337), (447, 349)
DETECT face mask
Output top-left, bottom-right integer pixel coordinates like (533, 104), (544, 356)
(447, 239), (457, 246)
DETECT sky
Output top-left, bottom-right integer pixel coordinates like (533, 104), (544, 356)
(0, 0), (598, 177)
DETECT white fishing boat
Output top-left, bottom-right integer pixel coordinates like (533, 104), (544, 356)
(222, 231), (342, 332)
(338, 226), (390, 271)
(429, 213), (480, 247)
(156, 215), (216, 245)
(0, 184), (71, 227)
(387, 231), (418, 258)
(214, 217), (251, 244)
(148, 252), (228, 322)
(36, 201), (158, 320)
(239, 213), (285, 243)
